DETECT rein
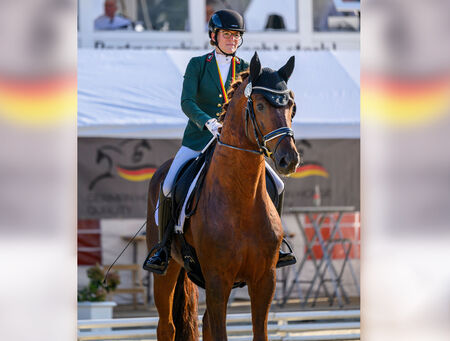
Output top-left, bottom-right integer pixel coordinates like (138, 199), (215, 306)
(217, 138), (262, 155)
(217, 82), (295, 158)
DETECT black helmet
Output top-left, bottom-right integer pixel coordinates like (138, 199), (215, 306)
(208, 9), (245, 38)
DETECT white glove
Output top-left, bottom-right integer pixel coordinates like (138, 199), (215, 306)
(205, 118), (222, 137)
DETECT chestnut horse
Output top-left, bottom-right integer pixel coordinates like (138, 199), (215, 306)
(146, 52), (299, 340)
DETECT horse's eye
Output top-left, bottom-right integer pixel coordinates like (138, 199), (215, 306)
(256, 103), (264, 111)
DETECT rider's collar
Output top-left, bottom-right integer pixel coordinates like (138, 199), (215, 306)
(215, 50), (232, 64)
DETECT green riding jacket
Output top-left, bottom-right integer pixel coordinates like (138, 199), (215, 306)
(180, 51), (249, 151)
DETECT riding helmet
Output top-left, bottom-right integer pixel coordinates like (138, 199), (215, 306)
(208, 9), (245, 38)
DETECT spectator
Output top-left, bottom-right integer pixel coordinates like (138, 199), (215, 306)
(205, 3), (215, 30)
(314, 0), (339, 31)
(314, 0), (357, 31)
(94, 0), (132, 31)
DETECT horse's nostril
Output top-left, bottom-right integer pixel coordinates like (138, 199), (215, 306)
(279, 157), (288, 169)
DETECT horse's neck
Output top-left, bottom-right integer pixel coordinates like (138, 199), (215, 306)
(211, 98), (266, 197)
(220, 98), (257, 153)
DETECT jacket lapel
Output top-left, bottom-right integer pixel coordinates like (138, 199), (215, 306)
(206, 53), (222, 93)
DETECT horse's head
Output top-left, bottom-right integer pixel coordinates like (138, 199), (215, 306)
(242, 52), (300, 175)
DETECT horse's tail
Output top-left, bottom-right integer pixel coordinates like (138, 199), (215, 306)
(173, 268), (199, 341)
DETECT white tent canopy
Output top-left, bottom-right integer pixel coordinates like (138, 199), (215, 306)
(78, 49), (359, 139)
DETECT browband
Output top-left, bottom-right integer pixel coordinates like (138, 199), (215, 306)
(252, 86), (291, 94)
(244, 82), (291, 99)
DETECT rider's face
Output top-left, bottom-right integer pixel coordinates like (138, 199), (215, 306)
(213, 30), (241, 54)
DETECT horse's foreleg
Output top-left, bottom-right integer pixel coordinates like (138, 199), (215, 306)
(154, 260), (181, 341)
(248, 270), (277, 341)
(204, 276), (233, 341)
(202, 308), (213, 341)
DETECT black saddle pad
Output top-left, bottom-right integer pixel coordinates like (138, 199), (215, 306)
(172, 142), (216, 220)
(265, 169), (279, 208)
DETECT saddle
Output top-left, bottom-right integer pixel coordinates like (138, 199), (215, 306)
(170, 140), (279, 289)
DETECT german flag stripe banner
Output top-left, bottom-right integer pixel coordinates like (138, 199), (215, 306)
(0, 73), (77, 125)
(289, 164), (329, 178)
(362, 73), (450, 126)
(117, 166), (156, 182)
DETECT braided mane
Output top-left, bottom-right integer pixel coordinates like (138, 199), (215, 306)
(218, 70), (250, 123)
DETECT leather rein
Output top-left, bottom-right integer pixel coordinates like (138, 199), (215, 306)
(217, 82), (295, 158)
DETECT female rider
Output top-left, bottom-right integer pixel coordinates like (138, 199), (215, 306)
(144, 9), (295, 274)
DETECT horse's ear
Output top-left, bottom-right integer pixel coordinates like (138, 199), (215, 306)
(250, 52), (262, 82)
(278, 56), (295, 82)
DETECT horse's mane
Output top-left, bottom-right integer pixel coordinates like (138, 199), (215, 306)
(218, 70), (250, 123)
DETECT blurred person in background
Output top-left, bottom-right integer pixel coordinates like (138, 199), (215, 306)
(143, 9), (296, 274)
(205, 2), (215, 30)
(184, 0), (219, 31)
(314, 0), (357, 31)
(94, 0), (132, 30)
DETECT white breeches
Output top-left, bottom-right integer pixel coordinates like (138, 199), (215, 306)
(155, 146), (200, 226)
(162, 146), (201, 197)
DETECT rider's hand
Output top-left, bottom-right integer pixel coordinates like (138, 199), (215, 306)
(205, 118), (222, 137)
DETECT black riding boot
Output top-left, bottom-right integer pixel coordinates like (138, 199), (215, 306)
(275, 190), (297, 268)
(143, 187), (174, 275)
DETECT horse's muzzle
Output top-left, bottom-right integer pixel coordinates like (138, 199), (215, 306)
(273, 139), (299, 175)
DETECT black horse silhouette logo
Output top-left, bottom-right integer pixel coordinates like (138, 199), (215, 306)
(89, 139), (157, 190)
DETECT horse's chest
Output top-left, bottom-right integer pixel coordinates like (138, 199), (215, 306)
(215, 213), (280, 247)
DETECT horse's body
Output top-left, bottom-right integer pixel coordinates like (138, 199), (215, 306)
(146, 53), (299, 341)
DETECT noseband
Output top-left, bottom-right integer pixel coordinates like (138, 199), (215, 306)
(217, 82), (295, 158)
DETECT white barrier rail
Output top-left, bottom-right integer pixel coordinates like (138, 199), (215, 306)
(78, 309), (360, 341)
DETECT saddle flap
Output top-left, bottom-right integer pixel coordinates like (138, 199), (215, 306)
(265, 170), (279, 208)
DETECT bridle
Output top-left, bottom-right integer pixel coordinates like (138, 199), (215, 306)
(217, 81), (295, 158)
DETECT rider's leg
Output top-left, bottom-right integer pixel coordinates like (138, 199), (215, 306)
(143, 184), (174, 274)
(143, 146), (200, 274)
(265, 161), (297, 268)
(162, 146), (201, 197)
